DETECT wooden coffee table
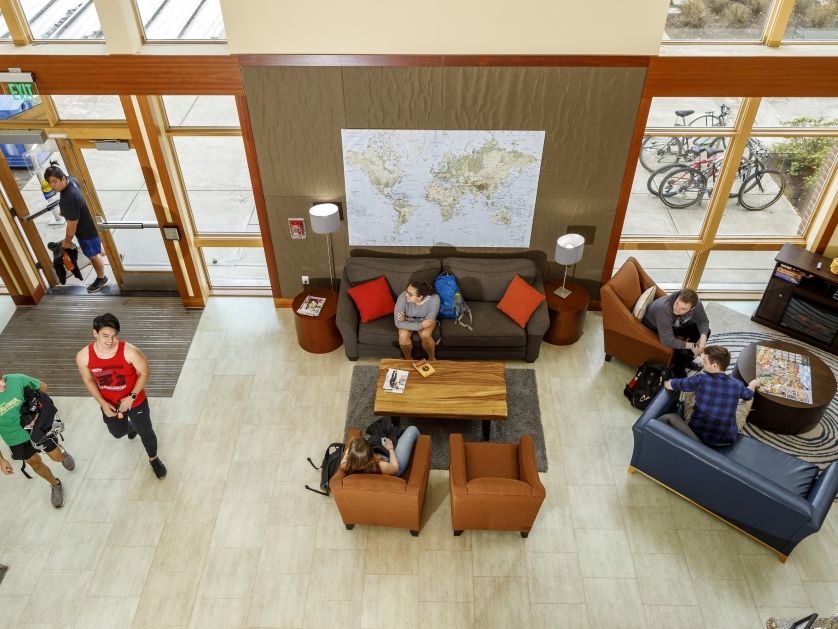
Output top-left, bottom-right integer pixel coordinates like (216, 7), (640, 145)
(374, 359), (507, 441)
(733, 339), (837, 435)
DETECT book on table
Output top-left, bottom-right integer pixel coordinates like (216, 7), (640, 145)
(412, 359), (436, 377)
(383, 368), (409, 393)
(296, 296), (326, 317)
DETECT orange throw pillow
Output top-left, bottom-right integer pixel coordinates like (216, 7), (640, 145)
(497, 275), (546, 328)
(347, 275), (396, 323)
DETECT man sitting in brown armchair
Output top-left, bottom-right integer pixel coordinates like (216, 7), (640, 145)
(643, 288), (710, 377)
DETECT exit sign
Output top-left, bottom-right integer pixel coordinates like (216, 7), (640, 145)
(9, 82), (34, 100)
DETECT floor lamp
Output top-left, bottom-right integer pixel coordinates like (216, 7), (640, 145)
(554, 233), (585, 298)
(309, 203), (341, 292)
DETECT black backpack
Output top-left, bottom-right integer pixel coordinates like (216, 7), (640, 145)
(305, 442), (345, 496)
(624, 362), (672, 410)
(18, 387), (65, 478)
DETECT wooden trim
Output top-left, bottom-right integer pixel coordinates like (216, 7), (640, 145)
(618, 240), (797, 250)
(237, 92), (282, 299)
(237, 54), (650, 68)
(11, 283), (44, 305)
(646, 57), (838, 97)
(0, 55), (242, 95)
(627, 466), (788, 562)
(274, 297), (293, 308)
(209, 287), (273, 297)
(165, 127), (241, 136)
(684, 98), (761, 288)
(0, 150), (57, 286)
(602, 95), (652, 287)
(193, 236), (262, 247)
(764, 0), (795, 47)
(0, 0), (31, 45)
(133, 95), (208, 307)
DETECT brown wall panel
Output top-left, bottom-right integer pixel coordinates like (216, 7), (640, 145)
(342, 67), (444, 129)
(243, 66), (347, 198)
(441, 67), (546, 130)
(244, 64), (646, 296)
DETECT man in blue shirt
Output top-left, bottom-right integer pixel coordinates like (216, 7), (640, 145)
(659, 345), (760, 446)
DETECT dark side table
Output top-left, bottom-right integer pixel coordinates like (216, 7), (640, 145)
(733, 339), (836, 435)
(542, 281), (590, 346)
(291, 288), (342, 354)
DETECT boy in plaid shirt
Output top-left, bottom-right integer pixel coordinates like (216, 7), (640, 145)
(659, 345), (760, 446)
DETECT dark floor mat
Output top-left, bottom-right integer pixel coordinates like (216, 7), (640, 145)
(0, 295), (202, 397)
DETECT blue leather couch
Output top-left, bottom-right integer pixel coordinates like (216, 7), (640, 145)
(629, 388), (838, 561)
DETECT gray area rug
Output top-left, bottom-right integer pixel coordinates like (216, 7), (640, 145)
(345, 366), (548, 471)
(0, 295), (202, 397)
(704, 303), (837, 469)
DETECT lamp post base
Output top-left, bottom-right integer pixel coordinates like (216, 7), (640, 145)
(553, 286), (572, 299)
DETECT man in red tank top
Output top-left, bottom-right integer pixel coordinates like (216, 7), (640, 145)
(75, 313), (166, 479)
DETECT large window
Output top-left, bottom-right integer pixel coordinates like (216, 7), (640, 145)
(133, 0), (225, 41)
(619, 96), (838, 294)
(52, 95), (125, 121)
(663, 0), (772, 41)
(664, 0), (838, 45)
(19, 0), (104, 40)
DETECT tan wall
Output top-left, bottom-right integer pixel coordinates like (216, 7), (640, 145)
(222, 0), (670, 55)
(242, 65), (646, 296)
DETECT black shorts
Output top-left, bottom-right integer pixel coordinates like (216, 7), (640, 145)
(9, 439), (57, 461)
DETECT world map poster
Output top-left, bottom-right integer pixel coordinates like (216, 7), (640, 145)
(341, 129), (545, 247)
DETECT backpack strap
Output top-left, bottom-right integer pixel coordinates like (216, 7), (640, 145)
(456, 306), (473, 331)
(20, 460), (33, 479)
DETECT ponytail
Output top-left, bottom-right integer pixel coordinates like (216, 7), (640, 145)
(44, 161), (66, 182)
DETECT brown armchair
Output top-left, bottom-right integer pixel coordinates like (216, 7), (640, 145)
(448, 433), (546, 537)
(330, 428), (432, 536)
(601, 256), (673, 368)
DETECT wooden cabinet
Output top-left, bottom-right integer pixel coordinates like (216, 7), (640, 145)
(752, 244), (838, 354)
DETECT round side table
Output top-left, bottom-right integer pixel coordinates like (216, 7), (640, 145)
(542, 281), (590, 346)
(291, 288), (343, 354)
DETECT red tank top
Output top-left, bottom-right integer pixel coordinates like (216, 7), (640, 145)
(87, 341), (146, 407)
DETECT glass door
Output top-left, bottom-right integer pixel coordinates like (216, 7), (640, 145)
(69, 140), (173, 288)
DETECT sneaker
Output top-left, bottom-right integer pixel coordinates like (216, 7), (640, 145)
(51, 480), (64, 508)
(87, 276), (109, 293)
(61, 450), (75, 471)
(150, 457), (167, 479)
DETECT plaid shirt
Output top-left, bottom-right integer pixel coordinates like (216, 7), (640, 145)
(669, 372), (754, 445)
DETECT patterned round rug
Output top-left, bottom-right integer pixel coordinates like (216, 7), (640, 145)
(712, 330), (838, 469)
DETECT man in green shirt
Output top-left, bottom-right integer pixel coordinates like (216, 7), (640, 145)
(0, 372), (75, 507)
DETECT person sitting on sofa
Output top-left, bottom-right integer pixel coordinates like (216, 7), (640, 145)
(659, 345), (760, 446)
(394, 281), (440, 361)
(341, 427), (421, 477)
(643, 288), (710, 377)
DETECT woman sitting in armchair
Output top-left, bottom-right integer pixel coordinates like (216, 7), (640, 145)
(341, 426), (420, 477)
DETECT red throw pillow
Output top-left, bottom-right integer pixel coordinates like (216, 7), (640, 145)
(347, 276), (396, 323)
(497, 274), (546, 328)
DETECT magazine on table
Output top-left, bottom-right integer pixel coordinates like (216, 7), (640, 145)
(383, 368), (409, 393)
(296, 296), (326, 317)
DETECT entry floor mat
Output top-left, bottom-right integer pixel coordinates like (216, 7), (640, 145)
(0, 295), (202, 397)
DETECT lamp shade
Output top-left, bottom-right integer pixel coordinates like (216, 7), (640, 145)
(309, 203), (341, 234)
(554, 233), (585, 265)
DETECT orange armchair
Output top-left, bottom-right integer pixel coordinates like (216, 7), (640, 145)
(330, 428), (432, 536)
(601, 256), (673, 369)
(448, 433), (546, 537)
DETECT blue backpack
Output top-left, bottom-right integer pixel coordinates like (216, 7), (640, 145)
(433, 272), (473, 330)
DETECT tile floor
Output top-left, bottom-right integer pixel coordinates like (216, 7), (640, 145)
(0, 297), (836, 629)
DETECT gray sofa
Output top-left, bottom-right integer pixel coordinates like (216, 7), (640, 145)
(630, 388), (838, 560)
(336, 256), (549, 362)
